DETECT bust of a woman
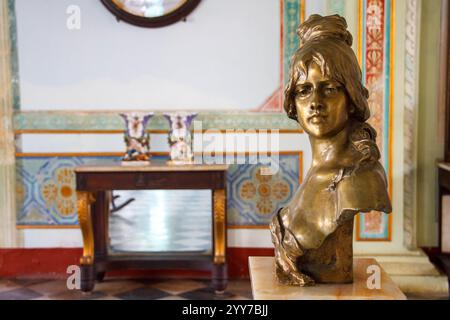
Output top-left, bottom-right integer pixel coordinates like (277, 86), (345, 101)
(270, 14), (392, 286)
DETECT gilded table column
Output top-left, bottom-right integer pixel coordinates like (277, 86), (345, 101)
(77, 191), (96, 292)
(212, 188), (227, 293)
(213, 189), (226, 264)
(77, 191), (96, 265)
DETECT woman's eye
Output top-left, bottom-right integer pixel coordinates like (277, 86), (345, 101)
(297, 87), (312, 97)
(324, 86), (339, 95)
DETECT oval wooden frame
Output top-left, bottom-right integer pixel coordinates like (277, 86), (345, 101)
(100, 0), (201, 28)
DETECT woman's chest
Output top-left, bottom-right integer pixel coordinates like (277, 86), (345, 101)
(298, 167), (343, 207)
(286, 168), (344, 236)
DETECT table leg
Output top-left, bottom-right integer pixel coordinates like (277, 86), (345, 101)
(96, 271), (106, 282)
(92, 191), (111, 282)
(213, 189), (227, 292)
(77, 191), (96, 292)
(212, 264), (227, 293)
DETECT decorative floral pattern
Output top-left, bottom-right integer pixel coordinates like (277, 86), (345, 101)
(239, 168), (290, 215)
(365, 0), (386, 155)
(42, 167), (76, 217)
(16, 156), (108, 225)
(358, 0), (392, 240)
(227, 154), (301, 226)
(13, 112), (299, 131)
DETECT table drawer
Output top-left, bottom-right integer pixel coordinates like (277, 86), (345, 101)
(76, 171), (226, 190)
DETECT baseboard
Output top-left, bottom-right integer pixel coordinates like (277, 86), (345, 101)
(0, 247), (274, 279)
(0, 248), (82, 277)
(356, 250), (449, 295)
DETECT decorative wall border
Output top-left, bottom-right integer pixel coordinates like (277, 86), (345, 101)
(257, 0), (304, 112)
(300, 0), (305, 22)
(356, 0), (394, 241)
(15, 129), (303, 134)
(284, 0), (304, 87)
(13, 111), (303, 132)
(7, 0), (19, 110)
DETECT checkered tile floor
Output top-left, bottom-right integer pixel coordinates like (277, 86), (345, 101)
(0, 278), (253, 300)
(0, 278), (448, 300)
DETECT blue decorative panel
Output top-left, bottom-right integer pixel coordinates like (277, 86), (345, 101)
(227, 153), (301, 226)
(16, 156), (115, 226)
(17, 154), (301, 227)
(17, 155), (164, 226)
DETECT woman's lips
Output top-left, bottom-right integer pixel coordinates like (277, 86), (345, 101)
(309, 115), (327, 124)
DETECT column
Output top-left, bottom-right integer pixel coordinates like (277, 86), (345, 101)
(0, 0), (18, 247)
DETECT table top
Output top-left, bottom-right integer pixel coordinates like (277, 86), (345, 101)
(438, 162), (450, 172)
(74, 160), (229, 173)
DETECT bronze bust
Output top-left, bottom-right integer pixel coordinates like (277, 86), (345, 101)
(270, 14), (392, 286)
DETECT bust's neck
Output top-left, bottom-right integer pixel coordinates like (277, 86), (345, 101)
(309, 126), (351, 167)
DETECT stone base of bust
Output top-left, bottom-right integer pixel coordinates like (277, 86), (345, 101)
(249, 257), (406, 300)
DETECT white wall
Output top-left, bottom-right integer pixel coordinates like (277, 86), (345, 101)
(305, 0), (327, 18)
(15, 0), (280, 110)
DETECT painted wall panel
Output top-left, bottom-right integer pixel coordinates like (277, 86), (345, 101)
(16, 153), (303, 227)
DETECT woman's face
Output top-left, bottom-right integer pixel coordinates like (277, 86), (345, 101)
(294, 62), (350, 139)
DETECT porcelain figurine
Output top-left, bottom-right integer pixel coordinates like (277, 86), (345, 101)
(119, 112), (154, 164)
(163, 112), (197, 164)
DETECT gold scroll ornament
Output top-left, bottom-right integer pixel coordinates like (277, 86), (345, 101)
(77, 191), (96, 265)
(213, 189), (226, 264)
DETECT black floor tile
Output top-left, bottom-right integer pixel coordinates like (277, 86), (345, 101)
(180, 287), (235, 300)
(115, 287), (171, 300)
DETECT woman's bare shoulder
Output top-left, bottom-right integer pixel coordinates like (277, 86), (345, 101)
(335, 161), (392, 223)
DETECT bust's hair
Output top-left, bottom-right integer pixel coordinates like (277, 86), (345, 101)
(285, 14), (380, 164)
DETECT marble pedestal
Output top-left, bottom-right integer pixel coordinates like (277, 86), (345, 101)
(249, 257), (406, 300)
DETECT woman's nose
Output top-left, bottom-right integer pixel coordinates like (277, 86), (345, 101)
(310, 92), (323, 111)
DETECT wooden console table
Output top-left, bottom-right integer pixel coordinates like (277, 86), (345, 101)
(75, 161), (228, 293)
